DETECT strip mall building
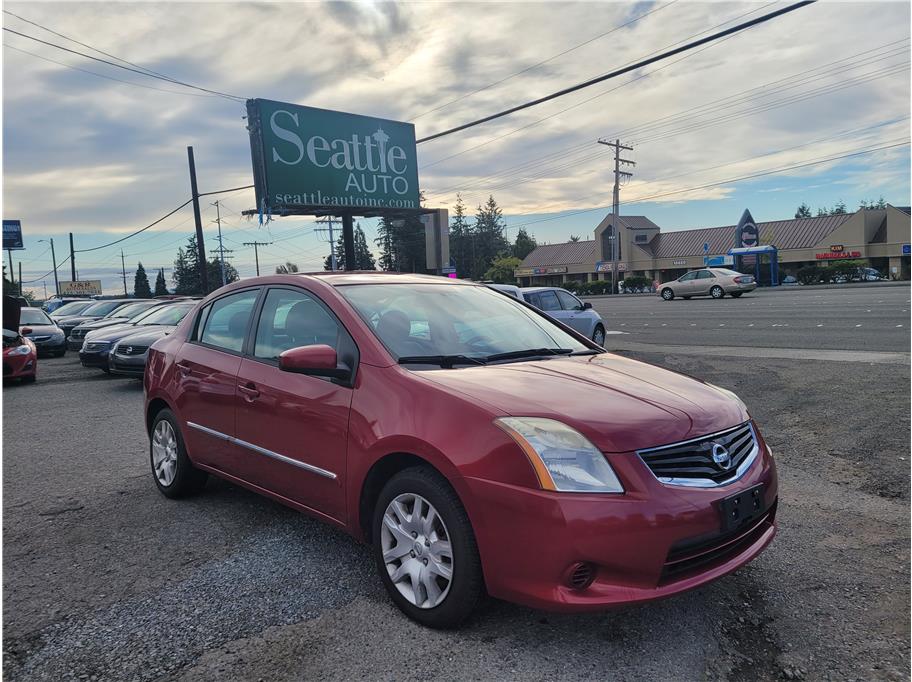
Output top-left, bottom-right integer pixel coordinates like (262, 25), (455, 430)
(515, 205), (911, 286)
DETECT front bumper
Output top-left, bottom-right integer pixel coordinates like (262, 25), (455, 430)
(79, 349), (111, 368)
(30, 337), (67, 355)
(109, 353), (147, 376)
(465, 430), (777, 612)
(3, 354), (36, 380)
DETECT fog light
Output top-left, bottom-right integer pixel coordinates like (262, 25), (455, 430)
(564, 562), (596, 590)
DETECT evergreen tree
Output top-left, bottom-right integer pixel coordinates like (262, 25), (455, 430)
(512, 228), (537, 260)
(154, 268), (168, 296)
(375, 216), (396, 271)
(795, 203), (812, 219)
(832, 200), (847, 215)
(569, 235), (581, 242)
(133, 262), (152, 298)
(449, 193), (473, 278)
(172, 239), (199, 295)
(470, 195), (509, 280)
(207, 257), (238, 287)
(325, 223), (377, 271)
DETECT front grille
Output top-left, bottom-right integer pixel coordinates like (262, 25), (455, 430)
(116, 345), (148, 356)
(638, 422), (757, 487)
(83, 343), (109, 353)
(70, 329), (87, 340)
(660, 500), (776, 584)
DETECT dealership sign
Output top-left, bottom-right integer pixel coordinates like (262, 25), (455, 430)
(246, 99), (420, 215)
(736, 209), (759, 248)
(3, 220), (23, 250)
(59, 280), (102, 295)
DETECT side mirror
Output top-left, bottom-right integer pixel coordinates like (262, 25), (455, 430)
(21, 327), (33, 335)
(582, 302), (592, 310)
(279, 344), (350, 379)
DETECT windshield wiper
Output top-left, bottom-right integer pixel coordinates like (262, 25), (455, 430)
(484, 348), (574, 363)
(398, 354), (487, 369)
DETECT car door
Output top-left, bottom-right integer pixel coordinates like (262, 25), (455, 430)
(675, 271), (698, 296)
(533, 289), (568, 324)
(555, 290), (589, 335)
(233, 286), (354, 522)
(173, 288), (261, 472)
(694, 270), (717, 295)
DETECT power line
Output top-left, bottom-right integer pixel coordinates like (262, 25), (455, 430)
(74, 199), (193, 253)
(3, 43), (219, 98)
(2, 26), (246, 102)
(415, 1), (816, 144)
(21, 254), (71, 284)
(410, 0), (681, 121)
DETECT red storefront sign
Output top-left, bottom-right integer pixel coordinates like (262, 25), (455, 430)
(815, 251), (861, 260)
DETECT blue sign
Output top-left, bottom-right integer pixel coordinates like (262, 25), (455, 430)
(2, 220), (23, 250)
(903, 244), (910, 255)
(703, 242), (709, 253)
(704, 255), (735, 267)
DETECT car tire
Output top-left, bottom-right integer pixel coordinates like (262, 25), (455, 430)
(149, 408), (207, 499)
(661, 288), (674, 301)
(730, 292), (743, 298)
(21, 375), (36, 384)
(710, 286), (725, 299)
(372, 466), (483, 629)
(592, 324), (606, 346)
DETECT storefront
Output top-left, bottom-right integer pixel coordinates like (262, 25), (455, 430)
(515, 205), (911, 286)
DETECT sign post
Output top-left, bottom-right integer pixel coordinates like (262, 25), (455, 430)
(3, 220), (23, 289)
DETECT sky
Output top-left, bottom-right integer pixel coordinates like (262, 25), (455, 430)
(2, 0), (910, 297)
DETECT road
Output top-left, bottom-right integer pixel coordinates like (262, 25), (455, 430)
(589, 283), (911, 352)
(3, 285), (910, 681)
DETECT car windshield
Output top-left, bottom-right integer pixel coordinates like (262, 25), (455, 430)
(52, 301), (92, 316)
(137, 304), (194, 326)
(104, 301), (155, 319)
(20, 309), (53, 326)
(82, 301), (127, 316)
(339, 283), (591, 364)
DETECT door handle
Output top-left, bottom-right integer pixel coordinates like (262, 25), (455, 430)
(176, 362), (191, 376)
(238, 382), (260, 401)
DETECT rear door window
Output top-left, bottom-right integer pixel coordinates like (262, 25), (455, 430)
(697, 271), (716, 279)
(198, 290), (259, 353)
(537, 291), (561, 311)
(253, 288), (341, 360)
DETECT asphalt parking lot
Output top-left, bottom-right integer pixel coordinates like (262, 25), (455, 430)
(3, 284), (910, 681)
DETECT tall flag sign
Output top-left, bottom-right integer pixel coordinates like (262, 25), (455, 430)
(736, 209), (760, 248)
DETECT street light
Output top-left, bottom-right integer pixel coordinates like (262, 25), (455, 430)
(37, 238), (59, 296)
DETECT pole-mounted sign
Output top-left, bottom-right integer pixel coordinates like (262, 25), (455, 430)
(736, 209), (760, 248)
(246, 99), (420, 217)
(3, 220), (23, 250)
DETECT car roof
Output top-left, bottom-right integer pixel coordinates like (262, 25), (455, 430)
(521, 286), (566, 293)
(239, 272), (475, 287)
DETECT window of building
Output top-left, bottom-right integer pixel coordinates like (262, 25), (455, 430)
(634, 234), (648, 244)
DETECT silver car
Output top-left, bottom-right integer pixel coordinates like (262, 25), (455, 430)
(486, 284), (607, 346)
(658, 268), (757, 301)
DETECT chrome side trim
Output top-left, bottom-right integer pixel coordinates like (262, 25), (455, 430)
(186, 421), (337, 480)
(637, 422), (760, 489)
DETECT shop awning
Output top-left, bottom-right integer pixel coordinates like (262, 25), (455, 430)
(728, 245), (778, 255)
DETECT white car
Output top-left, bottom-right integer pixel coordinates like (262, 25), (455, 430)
(485, 284), (607, 346)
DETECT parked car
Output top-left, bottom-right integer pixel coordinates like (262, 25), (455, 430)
(49, 300), (95, 320)
(3, 296), (37, 383)
(57, 299), (144, 344)
(42, 296), (91, 314)
(486, 284), (607, 346)
(80, 301), (197, 372)
(19, 307), (67, 357)
(144, 273), (777, 628)
(780, 275), (799, 286)
(659, 268), (757, 300)
(68, 300), (166, 349)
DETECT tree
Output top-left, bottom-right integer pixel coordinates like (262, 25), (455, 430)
(133, 262), (152, 298)
(375, 215), (426, 272)
(795, 203), (812, 219)
(859, 196), (887, 210)
(449, 193), (473, 278)
(207, 258), (238, 287)
(276, 262), (299, 274)
(512, 228), (537, 260)
(832, 200), (847, 215)
(470, 195), (509, 280)
(325, 223), (376, 270)
(154, 268), (168, 296)
(172, 235), (232, 294)
(484, 256), (521, 283)
(569, 235), (581, 242)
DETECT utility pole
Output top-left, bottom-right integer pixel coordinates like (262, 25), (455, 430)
(69, 232), (76, 281)
(43, 281), (47, 299)
(120, 249), (128, 296)
(209, 245), (233, 285)
(315, 216), (338, 270)
(342, 215), (355, 271)
(211, 200), (226, 286)
(597, 138), (634, 294)
(242, 241), (273, 276)
(187, 146), (209, 294)
(18, 261), (22, 296)
(49, 238), (59, 295)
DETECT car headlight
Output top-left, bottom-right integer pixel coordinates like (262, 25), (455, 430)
(494, 417), (624, 493)
(10, 345), (32, 356)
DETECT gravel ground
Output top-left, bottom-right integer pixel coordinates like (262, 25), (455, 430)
(3, 321), (909, 680)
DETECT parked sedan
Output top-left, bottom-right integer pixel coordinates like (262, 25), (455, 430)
(49, 300), (95, 320)
(19, 307), (67, 357)
(43, 297), (91, 314)
(60, 299), (148, 347)
(109, 303), (198, 377)
(3, 296), (37, 383)
(144, 273), (777, 628)
(487, 284), (607, 346)
(69, 300), (165, 349)
(80, 302), (197, 372)
(659, 268), (757, 300)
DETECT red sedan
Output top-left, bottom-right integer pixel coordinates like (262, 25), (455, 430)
(144, 273), (777, 628)
(4, 296), (37, 384)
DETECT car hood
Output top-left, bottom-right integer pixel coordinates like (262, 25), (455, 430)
(21, 324), (60, 335)
(115, 326), (176, 346)
(78, 318), (131, 331)
(413, 353), (748, 453)
(58, 315), (101, 326)
(96, 324), (176, 344)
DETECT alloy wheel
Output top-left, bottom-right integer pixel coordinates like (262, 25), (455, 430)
(151, 420), (179, 486)
(593, 327), (606, 346)
(711, 286), (724, 299)
(662, 289), (673, 300)
(381, 493), (454, 609)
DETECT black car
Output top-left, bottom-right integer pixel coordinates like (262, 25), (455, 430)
(80, 302), (197, 372)
(49, 300), (96, 320)
(19, 307), (67, 357)
(59, 299), (148, 348)
(68, 300), (165, 350)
